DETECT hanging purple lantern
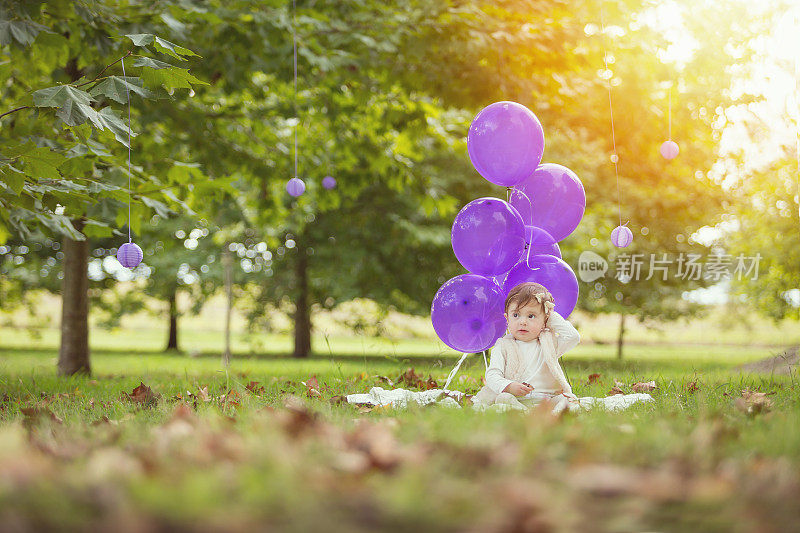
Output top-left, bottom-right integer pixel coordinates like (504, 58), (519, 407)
(322, 176), (336, 190)
(117, 242), (143, 269)
(611, 224), (634, 248)
(660, 140), (679, 160)
(286, 177), (305, 197)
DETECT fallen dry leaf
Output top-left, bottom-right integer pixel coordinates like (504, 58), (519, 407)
(735, 388), (773, 416)
(245, 381), (265, 394)
(20, 407), (63, 427)
(329, 395), (347, 405)
(170, 403), (195, 422)
(632, 381), (657, 393)
(219, 390), (241, 408)
(122, 382), (160, 408)
(307, 388), (323, 399)
(608, 380), (625, 396)
(377, 376), (394, 387)
(687, 381), (700, 393)
(197, 386), (211, 402)
(588, 373), (601, 384)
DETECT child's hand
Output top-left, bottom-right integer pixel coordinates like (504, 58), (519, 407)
(503, 382), (533, 397)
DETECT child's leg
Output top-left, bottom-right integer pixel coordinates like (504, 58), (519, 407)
(495, 392), (527, 410)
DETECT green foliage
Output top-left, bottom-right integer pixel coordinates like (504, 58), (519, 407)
(0, 1), (208, 243)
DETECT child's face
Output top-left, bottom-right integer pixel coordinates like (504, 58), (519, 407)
(505, 301), (547, 342)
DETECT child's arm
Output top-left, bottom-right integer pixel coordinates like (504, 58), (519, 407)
(485, 344), (513, 394)
(547, 310), (581, 358)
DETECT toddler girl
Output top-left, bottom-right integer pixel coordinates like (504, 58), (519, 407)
(472, 281), (581, 412)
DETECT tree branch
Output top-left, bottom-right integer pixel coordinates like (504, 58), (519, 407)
(74, 50), (134, 88)
(0, 106), (31, 120)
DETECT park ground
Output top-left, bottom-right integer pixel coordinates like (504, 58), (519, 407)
(1, 300), (799, 532)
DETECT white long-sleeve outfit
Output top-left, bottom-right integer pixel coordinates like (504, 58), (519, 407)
(484, 310), (581, 395)
(472, 311), (581, 410)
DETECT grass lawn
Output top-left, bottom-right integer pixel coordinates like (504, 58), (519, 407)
(1, 339), (799, 532)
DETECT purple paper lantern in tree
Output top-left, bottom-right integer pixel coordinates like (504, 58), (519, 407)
(524, 226), (561, 259)
(117, 242), (143, 269)
(467, 101), (545, 187)
(660, 140), (679, 160)
(510, 163), (586, 242)
(322, 176), (336, 190)
(451, 197), (526, 277)
(503, 254), (579, 318)
(611, 224), (634, 248)
(431, 274), (507, 353)
(286, 177), (305, 197)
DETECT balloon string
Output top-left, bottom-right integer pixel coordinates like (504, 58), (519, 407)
(121, 57), (132, 243)
(293, 0), (298, 180)
(509, 188), (534, 268)
(601, 5), (623, 229)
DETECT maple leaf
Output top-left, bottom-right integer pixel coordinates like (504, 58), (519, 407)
(122, 382), (160, 407)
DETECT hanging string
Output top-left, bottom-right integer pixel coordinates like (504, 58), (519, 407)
(668, 85), (672, 141)
(292, 0), (298, 180)
(600, 5), (623, 229)
(795, 52), (800, 229)
(120, 57), (132, 243)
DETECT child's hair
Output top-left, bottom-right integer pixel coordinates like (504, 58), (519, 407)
(504, 282), (556, 316)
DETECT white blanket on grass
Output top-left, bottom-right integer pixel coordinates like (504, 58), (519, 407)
(346, 387), (653, 414)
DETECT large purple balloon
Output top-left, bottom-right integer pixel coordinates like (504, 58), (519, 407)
(452, 197), (526, 276)
(525, 226), (561, 259)
(431, 274), (506, 353)
(467, 101), (545, 187)
(503, 255), (579, 318)
(510, 163), (586, 242)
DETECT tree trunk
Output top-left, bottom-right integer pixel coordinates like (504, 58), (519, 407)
(166, 289), (179, 351)
(617, 312), (626, 360)
(58, 220), (90, 376)
(222, 246), (233, 367)
(293, 246), (311, 358)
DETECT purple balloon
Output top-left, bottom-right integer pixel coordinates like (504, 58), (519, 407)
(525, 226), (561, 259)
(510, 163), (586, 242)
(467, 101), (545, 187)
(117, 242), (143, 269)
(451, 197), (526, 276)
(611, 225), (633, 248)
(431, 274), (507, 353)
(503, 255), (579, 318)
(286, 177), (305, 197)
(322, 176), (336, 190)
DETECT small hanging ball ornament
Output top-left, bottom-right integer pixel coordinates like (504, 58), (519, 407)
(117, 242), (143, 269)
(660, 140), (679, 160)
(286, 177), (305, 197)
(611, 224), (634, 248)
(322, 176), (336, 190)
